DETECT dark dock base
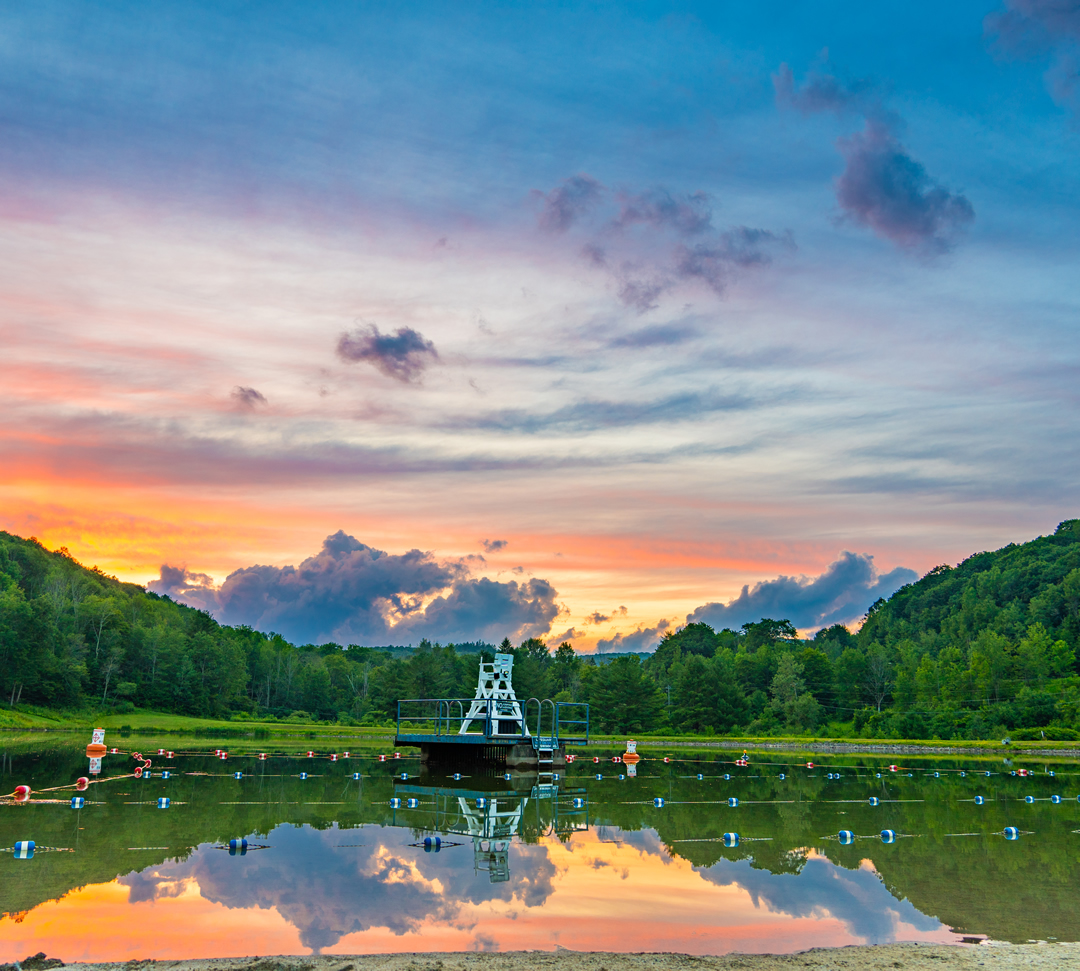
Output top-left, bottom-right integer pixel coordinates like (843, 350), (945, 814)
(407, 739), (568, 769)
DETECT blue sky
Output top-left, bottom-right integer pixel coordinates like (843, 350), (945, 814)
(1, 1), (1077, 646)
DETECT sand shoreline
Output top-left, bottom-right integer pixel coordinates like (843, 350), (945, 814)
(8, 944), (1080, 971)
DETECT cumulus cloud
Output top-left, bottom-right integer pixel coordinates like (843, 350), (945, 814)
(697, 856), (942, 944)
(148, 564), (219, 613)
(149, 530), (560, 645)
(776, 63), (974, 252)
(586, 611), (610, 624)
(595, 618), (670, 653)
(120, 824), (557, 951)
(230, 385), (267, 408)
(986, 2), (1080, 113)
(481, 538), (508, 553)
(685, 551), (917, 632)
(337, 323), (439, 383)
(835, 121), (975, 253)
(534, 174), (605, 232)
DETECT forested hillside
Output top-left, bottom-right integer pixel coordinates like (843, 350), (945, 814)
(2, 522), (1079, 739)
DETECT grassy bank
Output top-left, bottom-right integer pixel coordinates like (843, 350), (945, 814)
(3, 705), (1079, 757)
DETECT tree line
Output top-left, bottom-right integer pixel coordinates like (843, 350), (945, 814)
(2, 521), (1079, 739)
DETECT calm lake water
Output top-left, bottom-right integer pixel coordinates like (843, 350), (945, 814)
(2, 738), (1078, 961)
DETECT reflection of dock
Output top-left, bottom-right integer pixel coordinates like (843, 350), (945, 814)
(393, 781), (589, 882)
(395, 654), (588, 770)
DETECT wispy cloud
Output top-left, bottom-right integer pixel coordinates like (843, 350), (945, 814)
(481, 538), (508, 553)
(534, 174), (606, 232)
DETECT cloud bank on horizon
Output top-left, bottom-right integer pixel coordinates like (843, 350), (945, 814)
(2, 1), (1078, 648)
(150, 533), (915, 648)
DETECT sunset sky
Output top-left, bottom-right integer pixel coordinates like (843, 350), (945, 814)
(1, 1), (1077, 648)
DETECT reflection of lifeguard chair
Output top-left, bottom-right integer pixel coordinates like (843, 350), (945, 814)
(459, 653), (529, 738)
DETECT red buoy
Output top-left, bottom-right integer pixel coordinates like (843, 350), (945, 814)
(76, 777), (89, 791)
(14, 785), (31, 803)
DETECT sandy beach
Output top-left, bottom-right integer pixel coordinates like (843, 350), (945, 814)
(7, 945), (1079, 971)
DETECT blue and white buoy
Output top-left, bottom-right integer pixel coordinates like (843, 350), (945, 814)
(1025, 795), (1035, 804)
(880, 829), (896, 844)
(838, 830), (855, 844)
(572, 797), (585, 809)
(654, 797), (665, 808)
(161, 771), (171, 780)
(723, 832), (739, 846)
(234, 772), (243, 780)
(476, 797), (487, 809)
(724, 773), (731, 780)
(390, 797), (402, 808)
(974, 795), (985, 805)
(229, 838), (248, 856)
(401, 772), (409, 781)
(697, 773), (703, 781)
(453, 773), (461, 781)
(352, 772), (361, 780)
(504, 773), (512, 781)
(868, 796), (879, 806)
(728, 797), (739, 807)
(1003, 827), (1020, 840)
(13, 841), (34, 859)
(1051, 795), (1061, 804)
(406, 797), (419, 808)
(157, 797), (170, 809)
(778, 773), (785, 780)
(423, 836), (441, 852)
(71, 796), (84, 809)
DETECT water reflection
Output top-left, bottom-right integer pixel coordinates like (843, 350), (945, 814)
(1, 741), (1077, 960)
(393, 780), (588, 883)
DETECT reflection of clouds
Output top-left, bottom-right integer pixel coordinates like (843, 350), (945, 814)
(117, 824), (556, 952)
(695, 856), (942, 944)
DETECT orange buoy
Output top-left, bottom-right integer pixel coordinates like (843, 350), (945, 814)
(76, 777), (89, 791)
(87, 743), (107, 757)
(622, 740), (640, 764)
(14, 785), (31, 802)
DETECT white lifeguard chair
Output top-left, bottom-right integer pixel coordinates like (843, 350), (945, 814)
(459, 652), (530, 738)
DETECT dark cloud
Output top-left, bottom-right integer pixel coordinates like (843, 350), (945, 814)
(773, 63), (877, 116)
(696, 856), (942, 944)
(150, 530), (560, 645)
(586, 611), (610, 624)
(613, 188), (713, 236)
(534, 174), (605, 232)
(481, 538), (508, 553)
(337, 323), (439, 383)
(453, 389), (754, 435)
(595, 618), (670, 653)
(685, 551), (917, 632)
(776, 64), (974, 252)
(835, 121), (975, 253)
(986, 2), (1080, 113)
(230, 386), (267, 408)
(119, 825), (557, 951)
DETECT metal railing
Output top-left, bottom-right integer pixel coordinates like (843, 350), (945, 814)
(396, 697), (589, 743)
